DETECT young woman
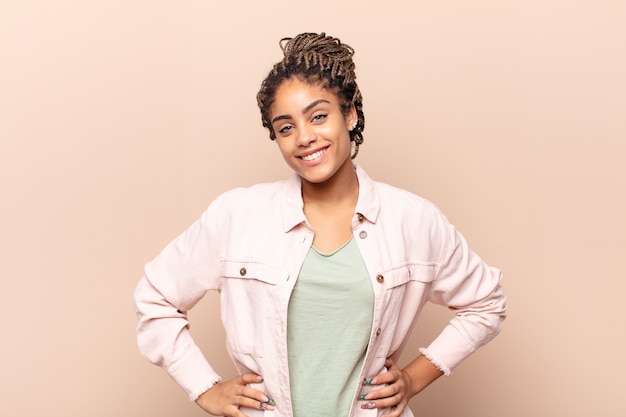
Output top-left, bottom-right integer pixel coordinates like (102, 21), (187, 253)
(134, 32), (506, 417)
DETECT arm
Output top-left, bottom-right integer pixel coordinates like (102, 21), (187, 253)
(400, 355), (444, 398)
(134, 198), (276, 415)
(134, 194), (237, 401)
(136, 270), (275, 416)
(360, 210), (506, 416)
(134, 205), (223, 400)
(419, 221), (507, 375)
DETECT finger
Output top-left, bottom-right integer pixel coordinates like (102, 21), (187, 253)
(236, 383), (276, 412)
(368, 369), (400, 386)
(360, 397), (403, 413)
(257, 399), (276, 411)
(367, 358), (400, 385)
(239, 373), (264, 385)
(361, 383), (399, 401)
(369, 392), (403, 411)
(240, 386), (273, 404)
(385, 358), (400, 370)
(236, 396), (276, 412)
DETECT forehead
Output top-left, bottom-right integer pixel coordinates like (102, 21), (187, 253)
(271, 78), (340, 114)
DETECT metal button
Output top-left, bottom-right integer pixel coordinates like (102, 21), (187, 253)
(359, 230), (367, 239)
(375, 327), (382, 336)
(239, 267), (247, 276)
(376, 274), (384, 283)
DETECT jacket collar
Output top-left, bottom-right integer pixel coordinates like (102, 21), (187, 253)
(281, 163), (380, 233)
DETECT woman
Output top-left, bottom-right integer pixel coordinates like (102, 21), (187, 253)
(134, 32), (506, 417)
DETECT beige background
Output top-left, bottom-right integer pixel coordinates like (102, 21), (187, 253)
(1, 1), (624, 416)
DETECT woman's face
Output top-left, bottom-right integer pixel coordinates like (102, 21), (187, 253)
(269, 78), (357, 186)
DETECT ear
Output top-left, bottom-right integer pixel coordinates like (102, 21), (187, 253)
(345, 105), (357, 129)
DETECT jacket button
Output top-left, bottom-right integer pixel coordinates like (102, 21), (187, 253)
(375, 327), (382, 336)
(376, 274), (384, 283)
(359, 230), (367, 239)
(239, 267), (247, 276)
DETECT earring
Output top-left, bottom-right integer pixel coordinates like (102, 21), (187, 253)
(351, 120), (358, 131)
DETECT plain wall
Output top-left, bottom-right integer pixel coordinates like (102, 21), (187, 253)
(1, 1), (624, 416)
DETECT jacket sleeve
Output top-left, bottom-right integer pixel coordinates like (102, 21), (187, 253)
(419, 210), (507, 375)
(133, 198), (224, 400)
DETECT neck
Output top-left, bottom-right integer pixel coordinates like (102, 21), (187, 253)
(301, 161), (359, 208)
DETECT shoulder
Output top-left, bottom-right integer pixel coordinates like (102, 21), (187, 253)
(356, 164), (447, 225)
(368, 181), (456, 259)
(371, 180), (452, 237)
(375, 181), (440, 214)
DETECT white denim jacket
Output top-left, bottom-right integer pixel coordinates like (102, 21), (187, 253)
(134, 164), (506, 417)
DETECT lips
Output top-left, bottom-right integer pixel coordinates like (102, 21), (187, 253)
(299, 147), (328, 162)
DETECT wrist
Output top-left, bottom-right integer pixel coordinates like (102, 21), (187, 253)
(403, 355), (444, 397)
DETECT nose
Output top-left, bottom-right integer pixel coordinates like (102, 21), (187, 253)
(296, 124), (317, 147)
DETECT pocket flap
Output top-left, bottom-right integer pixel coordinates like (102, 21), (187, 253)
(221, 260), (285, 285)
(383, 264), (436, 288)
(407, 263), (436, 283)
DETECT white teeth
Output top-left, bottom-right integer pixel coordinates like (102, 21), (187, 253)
(301, 149), (324, 161)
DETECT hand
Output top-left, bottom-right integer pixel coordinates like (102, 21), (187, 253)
(195, 373), (275, 416)
(359, 358), (413, 417)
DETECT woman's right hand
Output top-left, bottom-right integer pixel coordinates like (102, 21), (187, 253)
(195, 373), (275, 416)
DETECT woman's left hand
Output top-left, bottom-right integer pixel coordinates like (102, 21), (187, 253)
(359, 358), (414, 417)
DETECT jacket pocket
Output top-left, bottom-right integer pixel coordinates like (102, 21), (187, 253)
(372, 264), (436, 356)
(219, 260), (286, 358)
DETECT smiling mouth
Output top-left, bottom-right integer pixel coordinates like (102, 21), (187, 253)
(300, 147), (327, 162)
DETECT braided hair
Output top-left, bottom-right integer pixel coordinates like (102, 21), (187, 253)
(256, 33), (365, 158)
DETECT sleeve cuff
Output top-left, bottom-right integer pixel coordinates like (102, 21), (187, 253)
(418, 347), (452, 376)
(164, 343), (223, 401)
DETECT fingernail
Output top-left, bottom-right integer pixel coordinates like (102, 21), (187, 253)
(362, 378), (373, 385)
(361, 401), (377, 409)
(260, 399), (276, 411)
(359, 394), (368, 400)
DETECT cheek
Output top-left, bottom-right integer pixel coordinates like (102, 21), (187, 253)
(276, 141), (293, 160)
(320, 123), (348, 140)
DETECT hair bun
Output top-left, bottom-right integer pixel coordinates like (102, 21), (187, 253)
(280, 32), (354, 63)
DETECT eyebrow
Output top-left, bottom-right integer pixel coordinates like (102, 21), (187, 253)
(271, 99), (331, 124)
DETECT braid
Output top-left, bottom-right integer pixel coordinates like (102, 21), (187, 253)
(257, 33), (365, 156)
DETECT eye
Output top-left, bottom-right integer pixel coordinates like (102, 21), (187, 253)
(312, 113), (327, 123)
(278, 125), (294, 135)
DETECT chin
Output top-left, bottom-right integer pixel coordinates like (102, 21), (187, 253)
(301, 169), (336, 184)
